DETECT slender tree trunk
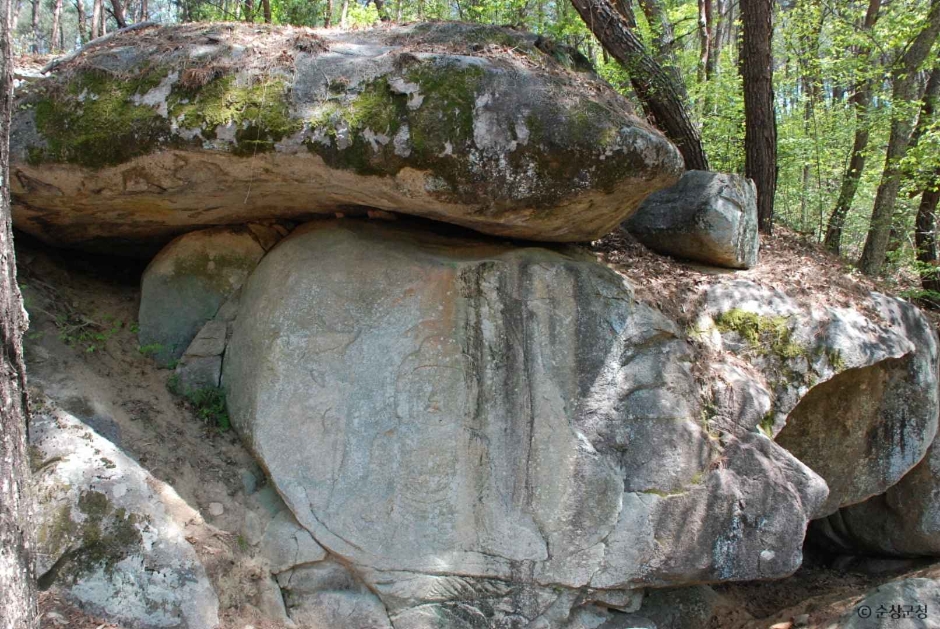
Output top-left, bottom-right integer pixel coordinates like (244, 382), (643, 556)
(698, 0), (713, 81)
(858, 0), (940, 275)
(110, 0), (126, 27)
(568, 0), (709, 170)
(324, 0), (332, 26)
(50, 0), (63, 52)
(0, 0), (37, 622)
(824, 0), (880, 254)
(139, 0), (146, 20)
(637, 0), (690, 104)
(91, 0), (101, 38)
(243, 0), (253, 22)
(10, 0), (21, 35)
(340, 0), (348, 25)
(75, 0), (87, 43)
(916, 175), (940, 296)
(739, 0), (777, 232)
(261, 0), (270, 22)
(30, 0), (39, 52)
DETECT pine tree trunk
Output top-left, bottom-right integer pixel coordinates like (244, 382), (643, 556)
(739, 0), (777, 233)
(823, 0), (880, 254)
(30, 0), (39, 52)
(110, 0), (126, 27)
(91, 0), (101, 38)
(858, 0), (940, 275)
(50, 0), (63, 52)
(916, 175), (940, 296)
(76, 0), (87, 43)
(568, 0), (709, 170)
(0, 0), (38, 621)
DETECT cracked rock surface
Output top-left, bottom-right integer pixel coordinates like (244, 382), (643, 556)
(222, 219), (828, 626)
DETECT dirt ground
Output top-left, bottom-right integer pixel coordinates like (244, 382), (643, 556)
(17, 227), (940, 629)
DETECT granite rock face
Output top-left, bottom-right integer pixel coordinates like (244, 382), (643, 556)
(695, 279), (940, 517)
(625, 171), (759, 269)
(138, 225), (267, 365)
(222, 219), (828, 626)
(31, 406), (220, 629)
(10, 22), (682, 252)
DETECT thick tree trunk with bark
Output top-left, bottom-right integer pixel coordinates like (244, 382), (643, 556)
(569, 0), (709, 170)
(0, 0), (38, 622)
(138, 0), (146, 20)
(261, 0), (270, 22)
(739, 0), (777, 232)
(858, 0), (940, 276)
(110, 0), (126, 27)
(824, 0), (880, 254)
(91, 0), (101, 38)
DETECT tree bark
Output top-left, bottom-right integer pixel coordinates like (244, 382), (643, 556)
(858, 0), (940, 276)
(0, 0), (38, 622)
(91, 0), (101, 39)
(76, 0), (87, 43)
(243, 0), (253, 22)
(698, 0), (713, 81)
(110, 0), (126, 27)
(30, 0), (39, 52)
(824, 0), (880, 254)
(739, 0), (777, 232)
(261, 0), (270, 22)
(636, 0), (690, 103)
(50, 0), (63, 52)
(139, 0), (146, 20)
(340, 0), (348, 26)
(373, 0), (390, 20)
(324, 0), (332, 26)
(568, 0), (709, 170)
(916, 175), (940, 296)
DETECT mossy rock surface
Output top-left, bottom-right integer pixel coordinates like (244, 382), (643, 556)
(30, 407), (220, 628)
(10, 22), (682, 253)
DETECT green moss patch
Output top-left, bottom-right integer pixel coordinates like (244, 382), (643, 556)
(168, 73), (301, 155)
(714, 309), (806, 360)
(30, 68), (172, 168)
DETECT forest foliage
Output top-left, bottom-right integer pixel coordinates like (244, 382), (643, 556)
(12, 0), (940, 296)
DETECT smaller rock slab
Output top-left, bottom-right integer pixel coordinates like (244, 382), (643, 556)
(835, 578), (940, 628)
(31, 405), (220, 629)
(625, 170), (759, 269)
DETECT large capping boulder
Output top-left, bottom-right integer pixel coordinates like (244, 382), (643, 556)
(31, 405), (220, 629)
(624, 170), (759, 269)
(10, 22), (683, 254)
(692, 279), (940, 520)
(138, 225), (270, 366)
(222, 218), (827, 627)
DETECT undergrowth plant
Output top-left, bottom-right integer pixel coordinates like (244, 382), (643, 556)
(167, 375), (231, 431)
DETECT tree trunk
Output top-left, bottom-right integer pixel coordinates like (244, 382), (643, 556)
(76, 0), (87, 43)
(261, 0), (270, 22)
(324, 0), (332, 26)
(91, 0), (101, 38)
(139, 0), (146, 20)
(823, 0), (880, 254)
(568, 0), (709, 170)
(340, 0), (348, 26)
(11, 0), (22, 35)
(739, 0), (777, 233)
(858, 0), (940, 276)
(698, 0), (713, 81)
(30, 0), (39, 52)
(110, 0), (126, 27)
(50, 0), (63, 52)
(243, 0), (253, 22)
(636, 0), (690, 103)
(0, 0), (38, 623)
(916, 174), (940, 296)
